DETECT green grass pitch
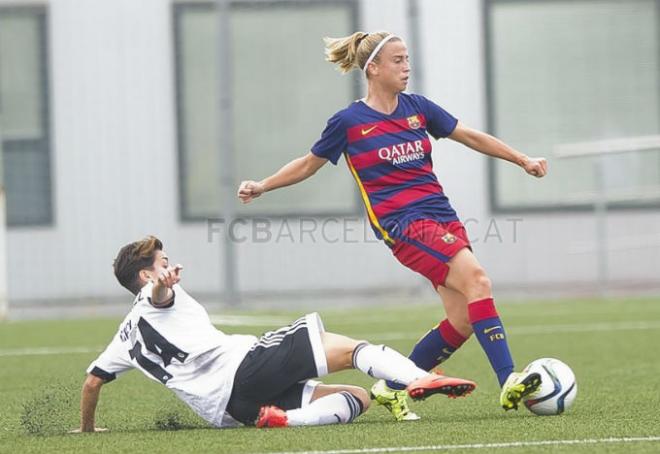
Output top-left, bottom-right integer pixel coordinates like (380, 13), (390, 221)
(1, 298), (659, 453)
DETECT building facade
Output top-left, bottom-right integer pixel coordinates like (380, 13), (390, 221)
(2, 0), (658, 304)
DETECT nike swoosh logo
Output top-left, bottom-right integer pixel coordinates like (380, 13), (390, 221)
(361, 125), (378, 135)
(483, 325), (502, 334)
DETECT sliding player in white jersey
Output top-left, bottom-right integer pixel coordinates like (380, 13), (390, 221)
(74, 236), (477, 432)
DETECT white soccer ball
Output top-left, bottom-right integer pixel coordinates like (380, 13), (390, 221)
(522, 358), (577, 416)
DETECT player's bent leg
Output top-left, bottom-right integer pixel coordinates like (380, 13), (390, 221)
(322, 331), (457, 387)
(445, 249), (539, 409)
(257, 384), (369, 428)
(310, 384), (371, 412)
(380, 221), (473, 421)
(320, 331), (478, 420)
(446, 251), (514, 386)
(320, 332), (420, 421)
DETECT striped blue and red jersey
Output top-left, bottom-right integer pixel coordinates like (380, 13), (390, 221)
(311, 93), (459, 245)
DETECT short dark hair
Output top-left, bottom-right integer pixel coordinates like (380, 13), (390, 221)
(113, 236), (163, 295)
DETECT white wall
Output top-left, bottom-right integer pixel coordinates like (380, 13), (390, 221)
(0, 175), (7, 318)
(7, 0), (215, 301)
(5, 0), (421, 304)
(4, 0), (659, 304)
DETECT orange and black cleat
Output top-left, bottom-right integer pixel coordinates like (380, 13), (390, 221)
(406, 374), (477, 400)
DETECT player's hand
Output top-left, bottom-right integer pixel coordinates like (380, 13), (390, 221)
(522, 157), (548, 178)
(69, 427), (108, 433)
(152, 264), (182, 306)
(237, 180), (265, 204)
(157, 264), (183, 289)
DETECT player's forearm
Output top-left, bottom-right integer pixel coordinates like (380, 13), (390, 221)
(80, 381), (102, 432)
(152, 285), (174, 305)
(261, 156), (317, 192)
(464, 130), (529, 168)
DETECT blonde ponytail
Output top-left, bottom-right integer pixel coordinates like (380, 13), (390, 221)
(324, 31), (397, 74)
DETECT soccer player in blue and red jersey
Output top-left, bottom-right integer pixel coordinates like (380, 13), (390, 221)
(238, 31), (548, 420)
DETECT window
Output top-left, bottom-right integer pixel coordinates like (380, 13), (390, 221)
(486, 0), (660, 211)
(0, 7), (52, 226)
(174, 0), (360, 220)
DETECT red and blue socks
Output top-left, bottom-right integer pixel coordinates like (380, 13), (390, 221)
(386, 319), (468, 390)
(468, 297), (514, 386)
(384, 298), (513, 390)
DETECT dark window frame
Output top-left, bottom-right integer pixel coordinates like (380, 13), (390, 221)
(483, 0), (660, 214)
(0, 5), (53, 227)
(172, 0), (362, 222)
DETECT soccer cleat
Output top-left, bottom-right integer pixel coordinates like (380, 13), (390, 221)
(406, 374), (477, 400)
(370, 379), (420, 421)
(256, 406), (288, 428)
(499, 371), (542, 411)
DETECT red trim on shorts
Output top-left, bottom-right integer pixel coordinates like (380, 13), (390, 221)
(467, 298), (498, 323)
(438, 319), (467, 349)
(391, 220), (471, 288)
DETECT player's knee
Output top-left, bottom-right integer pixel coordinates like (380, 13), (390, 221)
(347, 386), (370, 413)
(337, 338), (365, 371)
(322, 333), (363, 369)
(348, 340), (368, 367)
(467, 268), (492, 299)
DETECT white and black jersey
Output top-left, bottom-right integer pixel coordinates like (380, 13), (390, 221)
(87, 282), (257, 427)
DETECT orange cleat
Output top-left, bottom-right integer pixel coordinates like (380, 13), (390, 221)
(256, 405), (288, 428)
(406, 374), (477, 400)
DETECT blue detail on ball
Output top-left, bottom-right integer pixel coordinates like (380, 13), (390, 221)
(557, 382), (575, 414)
(524, 364), (561, 410)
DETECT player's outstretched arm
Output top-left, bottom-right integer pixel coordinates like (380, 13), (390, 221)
(238, 152), (328, 204)
(71, 374), (108, 433)
(151, 264), (183, 307)
(449, 122), (548, 178)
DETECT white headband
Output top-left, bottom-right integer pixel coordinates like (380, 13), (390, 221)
(362, 34), (396, 75)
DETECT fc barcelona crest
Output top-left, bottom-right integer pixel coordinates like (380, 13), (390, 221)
(442, 233), (456, 244)
(407, 115), (421, 129)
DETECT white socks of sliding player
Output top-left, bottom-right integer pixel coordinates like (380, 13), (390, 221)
(352, 342), (428, 387)
(286, 391), (363, 426)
